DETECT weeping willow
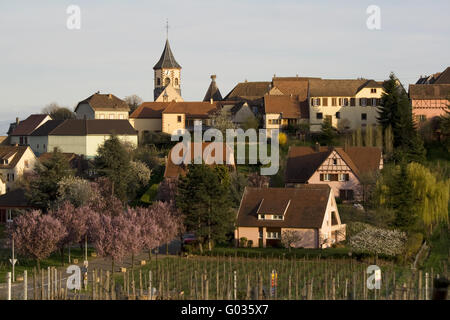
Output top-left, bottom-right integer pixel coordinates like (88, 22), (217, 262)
(407, 162), (449, 232)
(376, 162), (449, 233)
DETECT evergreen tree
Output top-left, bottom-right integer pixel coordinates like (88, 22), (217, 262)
(177, 164), (235, 252)
(95, 135), (132, 202)
(319, 117), (336, 146)
(28, 148), (74, 210)
(378, 73), (425, 162)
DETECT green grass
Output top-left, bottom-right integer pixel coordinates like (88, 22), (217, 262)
(0, 247), (94, 283)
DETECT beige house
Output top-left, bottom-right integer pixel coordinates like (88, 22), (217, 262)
(75, 93), (130, 120)
(0, 145), (37, 193)
(285, 145), (383, 201)
(235, 185), (346, 249)
(41, 119), (137, 158)
(129, 102), (170, 141)
(9, 114), (51, 146)
(308, 79), (384, 132)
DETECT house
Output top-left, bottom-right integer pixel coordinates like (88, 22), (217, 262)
(74, 93), (130, 120)
(28, 120), (65, 156)
(129, 102), (171, 140)
(224, 81), (271, 106)
(164, 142), (235, 179)
(9, 114), (51, 146)
(409, 67), (450, 123)
(264, 95), (309, 138)
(308, 79), (384, 132)
(35, 119), (137, 158)
(162, 101), (219, 133)
(235, 185), (346, 249)
(0, 145), (37, 192)
(285, 145), (383, 201)
(0, 189), (35, 224)
(409, 84), (450, 122)
(221, 101), (257, 128)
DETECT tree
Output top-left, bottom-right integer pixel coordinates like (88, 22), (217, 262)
(439, 102), (450, 151)
(210, 109), (236, 136)
(122, 207), (145, 272)
(95, 135), (133, 202)
(132, 144), (161, 170)
(375, 162), (449, 234)
(281, 230), (303, 251)
(247, 172), (269, 188)
(124, 95), (143, 115)
(56, 176), (95, 208)
(319, 118), (336, 146)
(27, 148), (74, 209)
(42, 103), (75, 120)
(177, 164), (235, 252)
(128, 160), (151, 199)
(229, 171), (247, 207)
(88, 177), (124, 216)
(9, 210), (67, 270)
(149, 201), (184, 254)
(156, 178), (178, 202)
(365, 125), (374, 147)
(241, 116), (259, 131)
(50, 202), (91, 264)
(377, 73), (425, 163)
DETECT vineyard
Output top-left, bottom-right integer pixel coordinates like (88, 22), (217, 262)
(2, 254), (448, 300)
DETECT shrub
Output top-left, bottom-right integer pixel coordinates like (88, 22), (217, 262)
(247, 240), (253, 248)
(239, 237), (248, 248)
(349, 226), (407, 257)
(405, 232), (424, 259)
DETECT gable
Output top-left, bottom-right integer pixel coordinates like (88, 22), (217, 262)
(316, 150), (352, 173)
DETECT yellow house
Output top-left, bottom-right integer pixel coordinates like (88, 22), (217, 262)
(0, 145), (37, 193)
(308, 79), (384, 132)
(75, 93), (130, 120)
(235, 185), (346, 249)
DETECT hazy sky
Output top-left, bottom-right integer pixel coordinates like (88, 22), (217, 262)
(0, 0), (449, 134)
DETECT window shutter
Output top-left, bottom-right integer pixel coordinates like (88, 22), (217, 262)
(350, 98), (356, 106)
(323, 98), (328, 106)
(320, 174), (324, 181)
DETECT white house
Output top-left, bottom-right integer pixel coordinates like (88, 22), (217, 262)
(0, 145), (37, 193)
(75, 93), (130, 120)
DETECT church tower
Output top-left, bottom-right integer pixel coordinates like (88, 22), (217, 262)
(153, 35), (182, 101)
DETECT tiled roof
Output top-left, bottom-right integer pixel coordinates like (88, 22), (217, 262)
(309, 79), (381, 97)
(0, 145), (29, 169)
(434, 67), (450, 84)
(130, 102), (171, 119)
(153, 39), (181, 70)
(10, 114), (49, 136)
(162, 101), (219, 117)
(164, 142), (235, 179)
(409, 84), (450, 99)
(264, 95), (308, 119)
(0, 189), (34, 208)
(75, 93), (130, 112)
(30, 120), (65, 136)
(236, 185), (331, 229)
(285, 146), (382, 183)
(48, 119), (137, 136)
(224, 81), (271, 101)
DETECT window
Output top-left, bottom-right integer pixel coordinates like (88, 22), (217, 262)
(177, 115), (182, 123)
(311, 98), (321, 106)
(361, 113), (367, 121)
(338, 173), (349, 181)
(24, 160), (29, 168)
(25, 137), (28, 144)
(360, 98), (367, 107)
(43, 144), (46, 149)
(11, 174), (14, 181)
(350, 98), (356, 106)
(164, 77), (171, 86)
(417, 115), (427, 122)
(259, 230), (263, 239)
(316, 113), (323, 120)
(339, 98), (349, 106)
(371, 88), (377, 93)
(157, 78), (161, 86)
(335, 112), (341, 119)
(100, 114), (105, 119)
(266, 232), (281, 239)
(339, 189), (354, 201)
(175, 78), (179, 86)
(119, 114), (124, 119)
(323, 173), (331, 181)
(332, 98), (337, 106)
(273, 215), (283, 220)
(333, 158), (338, 165)
(371, 98), (377, 106)
(258, 214), (266, 220)
(37, 144), (39, 149)
(19, 137), (23, 145)
(109, 114), (114, 119)
(322, 98), (328, 106)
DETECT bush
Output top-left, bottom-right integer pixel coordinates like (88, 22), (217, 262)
(239, 237), (248, 248)
(405, 233), (424, 259)
(247, 240), (253, 248)
(349, 226), (407, 257)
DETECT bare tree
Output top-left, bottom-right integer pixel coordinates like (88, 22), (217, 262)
(124, 95), (143, 114)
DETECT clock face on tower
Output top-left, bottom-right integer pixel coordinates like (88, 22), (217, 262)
(164, 70), (170, 76)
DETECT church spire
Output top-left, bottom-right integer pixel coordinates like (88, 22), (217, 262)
(153, 39), (181, 70)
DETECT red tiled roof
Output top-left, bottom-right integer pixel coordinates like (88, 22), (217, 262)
(130, 102), (170, 119)
(75, 93), (130, 112)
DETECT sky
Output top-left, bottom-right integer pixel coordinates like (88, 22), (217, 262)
(0, 0), (449, 134)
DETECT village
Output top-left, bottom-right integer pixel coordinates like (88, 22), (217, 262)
(0, 34), (449, 301)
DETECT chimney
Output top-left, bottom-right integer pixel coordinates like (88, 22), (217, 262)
(108, 94), (112, 99)
(15, 117), (19, 125)
(211, 74), (216, 81)
(314, 142), (320, 152)
(344, 138), (349, 153)
(210, 98), (213, 104)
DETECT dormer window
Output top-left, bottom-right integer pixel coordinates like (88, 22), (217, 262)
(370, 88), (377, 93)
(258, 214), (266, 220)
